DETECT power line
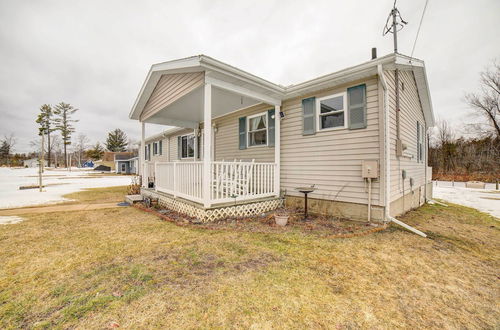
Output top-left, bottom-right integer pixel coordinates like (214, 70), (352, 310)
(410, 0), (429, 59)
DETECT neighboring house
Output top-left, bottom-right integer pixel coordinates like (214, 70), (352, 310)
(23, 158), (48, 168)
(96, 152), (135, 171)
(115, 154), (138, 174)
(129, 52), (434, 222)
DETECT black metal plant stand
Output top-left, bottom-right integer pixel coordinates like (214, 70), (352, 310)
(295, 186), (316, 221)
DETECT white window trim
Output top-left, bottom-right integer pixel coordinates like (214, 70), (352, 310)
(180, 134), (195, 159)
(246, 111), (268, 148)
(316, 92), (348, 132)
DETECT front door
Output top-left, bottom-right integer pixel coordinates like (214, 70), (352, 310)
(121, 163), (127, 173)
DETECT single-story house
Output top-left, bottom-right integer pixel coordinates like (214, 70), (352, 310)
(115, 154), (138, 174)
(23, 158), (48, 168)
(129, 52), (434, 222)
(94, 152), (136, 171)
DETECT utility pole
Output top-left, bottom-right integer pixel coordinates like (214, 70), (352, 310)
(383, 1), (407, 154)
(392, 8), (398, 53)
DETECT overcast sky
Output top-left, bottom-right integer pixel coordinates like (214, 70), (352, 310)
(0, 0), (499, 153)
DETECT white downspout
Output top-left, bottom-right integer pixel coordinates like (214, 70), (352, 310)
(378, 64), (426, 238)
(378, 64), (391, 221)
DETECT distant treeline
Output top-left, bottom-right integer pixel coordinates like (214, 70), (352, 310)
(429, 132), (499, 182)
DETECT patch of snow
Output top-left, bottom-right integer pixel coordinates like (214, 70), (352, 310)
(0, 168), (132, 209)
(0, 216), (24, 224)
(433, 181), (500, 218)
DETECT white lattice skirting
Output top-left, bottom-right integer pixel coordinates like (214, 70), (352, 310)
(141, 189), (283, 222)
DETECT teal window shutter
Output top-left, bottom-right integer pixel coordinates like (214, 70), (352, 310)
(177, 136), (182, 159)
(348, 84), (367, 130)
(239, 117), (247, 150)
(144, 146), (147, 160)
(267, 109), (275, 147)
(159, 140), (162, 155)
(302, 97), (316, 135)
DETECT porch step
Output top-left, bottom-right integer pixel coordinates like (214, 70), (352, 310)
(125, 194), (143, 204)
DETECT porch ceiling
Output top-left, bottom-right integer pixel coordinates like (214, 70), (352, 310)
(143, 85), (262, 128)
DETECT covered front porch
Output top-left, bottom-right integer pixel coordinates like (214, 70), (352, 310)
(130, 55), (284, 209)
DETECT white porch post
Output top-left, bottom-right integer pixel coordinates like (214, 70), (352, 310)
(274, 105), (281, 197)
(140, 122), (145, 187)
(193, 128), (198, 160)
(202, 83), (212, 208)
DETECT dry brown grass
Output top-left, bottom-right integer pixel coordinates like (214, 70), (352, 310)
(62, 186), (128, 204)
(0, 193), (498, 329)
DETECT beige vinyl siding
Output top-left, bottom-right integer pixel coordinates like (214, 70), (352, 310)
(213, 104), (275, 162)
(280, 77), (382, 206)
(147, 139), (168, 162)
(166, 128), (197, 161)
(140, 72), (204, 120)
(385, 70), (427, 202)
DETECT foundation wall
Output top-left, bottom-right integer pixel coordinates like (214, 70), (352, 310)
(285, 195), (385, 222)
(390, 182), (432, 217)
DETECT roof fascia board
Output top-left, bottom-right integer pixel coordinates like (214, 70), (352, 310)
(144, 117), (199, 129)
(129, 57), (203, 120)
(145, 127), (187, 142)
(199, 56), (284, 94)
(283, 54), (396, 97)
(205, 75), (281, 106)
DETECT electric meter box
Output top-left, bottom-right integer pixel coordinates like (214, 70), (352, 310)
(361, 160), (379, 178)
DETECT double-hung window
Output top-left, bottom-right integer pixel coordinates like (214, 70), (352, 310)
(181, 134), (195, 159)
(316, 92), (347, 130)
(247, 112), (267, 147)
(153, 142), (158, 156)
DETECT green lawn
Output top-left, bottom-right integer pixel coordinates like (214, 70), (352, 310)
(0, 189), (498, 329)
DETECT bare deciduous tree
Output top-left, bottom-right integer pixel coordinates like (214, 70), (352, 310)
(73, 133), (90, 167)
(465, 60), (500, 138)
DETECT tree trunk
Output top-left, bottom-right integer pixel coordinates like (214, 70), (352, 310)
(64, 143), (67, 168)
(47, 131), (51, 167)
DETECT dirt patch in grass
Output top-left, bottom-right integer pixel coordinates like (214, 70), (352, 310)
(0, 191), (498, 329)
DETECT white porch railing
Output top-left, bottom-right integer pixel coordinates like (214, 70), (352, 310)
(142, 161), (156, 187)
(211, 161), (276, 203)
(148, 161), (277, 205)
(156, 162), (204, 203)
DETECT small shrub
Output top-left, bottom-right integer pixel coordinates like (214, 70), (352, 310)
(127, 176), (141, 195)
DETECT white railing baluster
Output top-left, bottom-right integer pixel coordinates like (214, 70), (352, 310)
(152, 160), (276, 205)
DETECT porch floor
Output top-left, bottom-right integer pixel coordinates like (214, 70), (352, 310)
(142, 188), (281, 210)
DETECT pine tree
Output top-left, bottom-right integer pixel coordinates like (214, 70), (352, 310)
(86, 142), (104, 160)
(106, 129), (128, 152)
(53, 102), (78, 167)
(35, 104), (55, 167)
(0, 134), (15, 166)
(0, 140), (10, 166)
